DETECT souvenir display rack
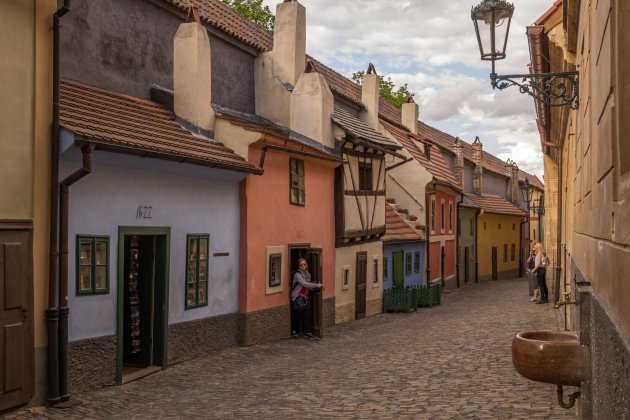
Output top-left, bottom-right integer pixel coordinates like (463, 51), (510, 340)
(127, 236), (141, 354)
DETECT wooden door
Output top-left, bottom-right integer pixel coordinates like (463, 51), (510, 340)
(464, 247), (470, 283)
(355, 252), (367, 320)
(440, 246), (445, 283)
(492, 246), (498, 280)
(392, 251), (404, 288)
(307, 249), (323, 338)
(0, 229), (33, 411)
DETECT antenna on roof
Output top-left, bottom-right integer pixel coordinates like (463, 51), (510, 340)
(367, 63), (377, 75)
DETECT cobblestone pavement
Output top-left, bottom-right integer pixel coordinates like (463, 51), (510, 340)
(11, 278), (577, 419)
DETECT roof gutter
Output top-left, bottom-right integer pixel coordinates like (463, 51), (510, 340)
(258, 143), (344, 170)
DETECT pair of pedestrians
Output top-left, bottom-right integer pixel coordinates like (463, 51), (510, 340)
(527, 243), (549, 304)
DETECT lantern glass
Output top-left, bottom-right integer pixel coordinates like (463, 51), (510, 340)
(471, 0), (514, 61)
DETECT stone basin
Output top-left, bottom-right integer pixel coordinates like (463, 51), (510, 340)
(512, 330), (590, 387)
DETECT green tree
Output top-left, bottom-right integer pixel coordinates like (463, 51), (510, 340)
(221, 0), (275, 31)
(352, 71), (415, 109)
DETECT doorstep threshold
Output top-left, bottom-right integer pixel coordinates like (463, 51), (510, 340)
(121, 365), (162, 384)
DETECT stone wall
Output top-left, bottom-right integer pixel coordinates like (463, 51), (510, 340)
(238, 305), (290, 346)
(168, 313), (239, 364)
(68, 335), (117, 393)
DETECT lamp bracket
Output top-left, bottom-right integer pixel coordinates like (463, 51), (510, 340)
(490, 71), (579, 109)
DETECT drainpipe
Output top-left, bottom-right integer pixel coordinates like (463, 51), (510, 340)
(455, 193), (463, 288)
(519, 215), (529, 278)
(58, 143), (93, 402)
(47, 0), (70, 406)
(554, 152), (563, 304)
(424, 181), (437, 288)
(475, 208), (481, 283)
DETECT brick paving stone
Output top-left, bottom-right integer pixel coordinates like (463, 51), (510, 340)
(7, 277), (578, 419)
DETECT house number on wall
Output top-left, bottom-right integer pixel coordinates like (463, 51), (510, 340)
(136, 206), (153, 219)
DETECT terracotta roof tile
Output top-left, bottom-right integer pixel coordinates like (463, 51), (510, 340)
(465, 193), (527, 217)
(382, 203), (423, 243)
(333, 106), (400, 150)
(381, 120), (461, 191)
(519, 170), (545, 190)
(167, 0), (273, 51)
(60, 79), (258, 173)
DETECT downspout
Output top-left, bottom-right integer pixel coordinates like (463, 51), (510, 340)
(520, 215), (529, 278)
(47, 0), (70, 406)
(554, 152), (563, 304)
(58, 143), (93, 402)
(455, 193), (464, 288)
(425, 181), (437, 288)
(475, 208), (481, 283)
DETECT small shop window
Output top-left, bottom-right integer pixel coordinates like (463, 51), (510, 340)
(405, 253), (412, 276)
(414, 251), (421, 273)
(511, 243), (516, 261)
(373, 259), (379, 283)
(343, 267), (350, 288)
(440, 201), (445, 232)
(512, 223), (516, 230)
(76, 235), (109, 295)
(358, 161), (373, 191)
(449, 203), (454, 232)
(383, 256), (388, 279)
(290, 158), (305, 206)
(431, 198), (436, 231)
(503, 244), (508, 262)
(186, 234), (209, 309)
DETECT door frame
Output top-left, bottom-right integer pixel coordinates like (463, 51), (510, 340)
(116, 226), (170, 385)
(355, 251), (367, 320)
(492, 246), (498, 280)
(392, 250), (404, 288)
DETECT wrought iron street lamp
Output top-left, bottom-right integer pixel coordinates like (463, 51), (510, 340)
(471, 0), (580, 109)
(521, 178), (544, 215)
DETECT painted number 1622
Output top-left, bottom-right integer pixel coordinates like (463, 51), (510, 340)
(136, 206), (152, 219)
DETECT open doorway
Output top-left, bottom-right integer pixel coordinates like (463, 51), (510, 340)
(289, 245), (323, 338)
(117, 228), (169, 384)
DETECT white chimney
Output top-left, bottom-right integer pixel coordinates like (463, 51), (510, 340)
(273, 0), (306, 87)
(173, 14), (214, 131)
(360, 63), (380, 130)
(401, 97), (419, 134)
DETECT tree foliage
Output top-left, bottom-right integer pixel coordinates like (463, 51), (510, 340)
(352, 71), (415, 109)
(221, 0), (275, 31)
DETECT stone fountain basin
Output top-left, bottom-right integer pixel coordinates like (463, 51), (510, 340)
(512, 330), (590, 387)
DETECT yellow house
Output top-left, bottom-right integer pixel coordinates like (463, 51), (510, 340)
(527, 0), (630, 417)
(0, 0), (56, 410)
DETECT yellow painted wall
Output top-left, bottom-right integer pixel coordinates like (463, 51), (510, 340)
(0, 0), (35, 219)
(477, 213), (522, 279)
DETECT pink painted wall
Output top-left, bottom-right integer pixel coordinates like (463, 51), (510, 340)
(239, 142), (337, 313)
(427, 188), (457, 282)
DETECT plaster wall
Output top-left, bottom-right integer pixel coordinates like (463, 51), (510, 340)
(458, 207), (477, 284)
(239, 145), (336, 313)
(482, 171), (508, 197)
(60, 147), (245, 341)
(59, 0), (255, 113)
(464, 162), (475, 193)
(477, 213), (522, 279)
(0, 0), (35, 219)
(342, 155), (386, 233)
(290, 72), (335, 148)
(334, 241), (383, 323)
(386, 156), (432, 225)
(383, 242), (424, 289)
(428, 188), (457, 282)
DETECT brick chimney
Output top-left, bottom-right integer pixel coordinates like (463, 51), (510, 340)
(472, 136), (483, 194)
(360, 63), (380, 130)
(173, 9), (214, 131)
(506, 159), (520, 204)
(453, 137), (464, 190)
(401, 96), (418, 134)
(290, 60), (334, 148)
(273, 0), (306, 87)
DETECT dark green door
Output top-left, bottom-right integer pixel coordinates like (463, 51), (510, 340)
(392, 251), (404, 288)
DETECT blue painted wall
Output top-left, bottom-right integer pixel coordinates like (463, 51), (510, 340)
(383, 241), (425, 289)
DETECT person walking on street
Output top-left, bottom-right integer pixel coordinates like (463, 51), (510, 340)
(531, 243), (549, 304)
(291, 258), (323, 339)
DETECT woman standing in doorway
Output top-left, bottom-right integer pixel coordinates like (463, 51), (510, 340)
(532, 243), (549, 304)
(291, 258), (322, 339)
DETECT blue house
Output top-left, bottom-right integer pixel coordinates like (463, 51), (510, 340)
(382, 202), (425, 289)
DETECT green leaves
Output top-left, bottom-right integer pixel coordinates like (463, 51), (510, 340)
(352, 71), (415, 109)
(221, 0), (275, 31)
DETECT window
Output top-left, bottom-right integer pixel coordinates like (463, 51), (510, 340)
(414, 251), (420, 273)
(186, 234), (209, 309)
(76, 235), (109, 295)
(358, 161), (373, 190)
(498, 223), (502, 230)
(483, 221), (486, 230)
(449, 203), (454, 232)
(373, 259), (379, 283)
(441, 201), (445, 232)
(503, 244), (508, 262)
(431, 198), (436, 231)
(383, 257), (388, 279)
(470, 219), (475, 235)
(511, 244), (516, 261)
(512, 223), (516, 230)
(290, 158), (305, 206)
(343, 267), (350, 287)
(405, 253), (412, 276)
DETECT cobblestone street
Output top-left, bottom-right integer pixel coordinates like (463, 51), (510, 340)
(11, 278), (577, 419)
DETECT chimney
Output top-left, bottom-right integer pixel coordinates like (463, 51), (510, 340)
(401, 97), (418, 134)
(360, 63), (380, 130)
(174, 10), (214, 131)
(290, 60), (335, 148)
(453, 137), (464, 190)
(273, 0), (306, 87)
(507, 160), (520, 204)
(472, 136), (483, 194)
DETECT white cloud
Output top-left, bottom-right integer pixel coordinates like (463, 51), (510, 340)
(262, 0), (552, 176)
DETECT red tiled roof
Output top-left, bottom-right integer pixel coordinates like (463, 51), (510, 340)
(382, 203), (423, 243)
(519, 170), (545, 190)
(167, 0), (273, 51)
(60, 79), (259, 173)
(333, 106), (400, 149)
(381, 120), (461, 191)
(465, 193), (527, 217)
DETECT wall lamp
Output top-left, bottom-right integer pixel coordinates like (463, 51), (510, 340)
(471, 0), (579, 109)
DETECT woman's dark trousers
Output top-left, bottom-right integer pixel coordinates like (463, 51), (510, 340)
(537, 269), (549, 301)
(291, 301), (313, 334)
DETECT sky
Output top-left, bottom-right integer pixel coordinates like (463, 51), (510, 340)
(261, 0), (554, 179)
